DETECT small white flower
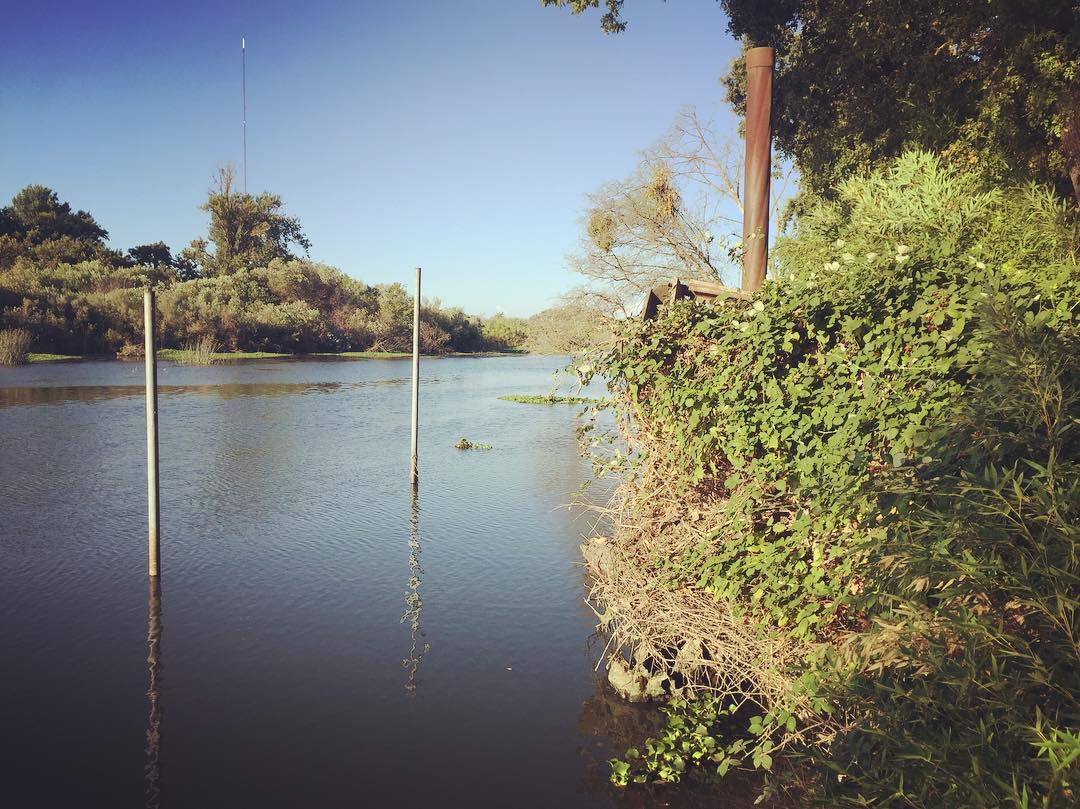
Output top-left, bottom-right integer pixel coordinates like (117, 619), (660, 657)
(826, 261), (841, 271)
(896, 244), (910, 255)
(865, 252), (878, 262)
(896, 254), (910, 265)
(975, 261), (986, 269)
(833, 238), (846, 248)
(842, 252), (855, 263)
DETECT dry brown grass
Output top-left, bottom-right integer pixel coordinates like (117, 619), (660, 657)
(0, 329), (33, 365)
(581, 397), (817, 721)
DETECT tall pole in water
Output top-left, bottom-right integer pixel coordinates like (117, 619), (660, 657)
(144, 288), (161, 577)
(741, 46), (774, 292)
(409, 267), (421, 486)
(241, 36), (247, 194)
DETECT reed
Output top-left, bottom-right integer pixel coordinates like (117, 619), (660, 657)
(173, 335), (219, 365)
(0, 329), (33, 365)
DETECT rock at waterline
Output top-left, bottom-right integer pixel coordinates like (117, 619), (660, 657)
(607, 657), (668, 703)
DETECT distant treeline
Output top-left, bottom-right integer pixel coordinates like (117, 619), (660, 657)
(0, 171), (600, 356)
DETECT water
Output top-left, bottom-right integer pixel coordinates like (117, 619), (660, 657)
(0, 356), (754, 808)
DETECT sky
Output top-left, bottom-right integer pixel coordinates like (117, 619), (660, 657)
(0, 0), (744, 317)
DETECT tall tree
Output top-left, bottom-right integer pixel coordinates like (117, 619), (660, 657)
(3, 185), (109, 244)
(187, 167), (311, 276)
(543, 0), (1080, 205)
(0, 185), (112, 269)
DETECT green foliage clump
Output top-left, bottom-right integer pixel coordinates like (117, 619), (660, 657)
(454, 438), (492, 450)
(583, 153), (1079, 807)
(498, 394), (600, 405)
(720, 0), (1080, 204)
(547, 0), (1080, 205)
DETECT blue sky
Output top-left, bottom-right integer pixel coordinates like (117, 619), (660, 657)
(0, 0), (743, 317)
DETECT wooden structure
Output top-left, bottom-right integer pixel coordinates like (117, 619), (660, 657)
(642, 46), (772, 321)
(641, 277), (750, 320)
(742, 47), (774, 292)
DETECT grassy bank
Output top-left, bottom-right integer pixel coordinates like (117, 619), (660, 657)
(28, 352), (81, 362)
(13, 349), (529, 364)
(156, 349), (289, 362)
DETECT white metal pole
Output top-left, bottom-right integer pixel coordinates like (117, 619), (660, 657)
(410, 267), (421, 485)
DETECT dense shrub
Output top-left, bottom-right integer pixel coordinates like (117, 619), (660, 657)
(0, 256), (523, 355)
(0, 184), (603, 356)
(582, 153), (1079, 806)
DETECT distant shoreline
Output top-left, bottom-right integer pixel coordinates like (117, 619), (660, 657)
(22, 349), (538, 364)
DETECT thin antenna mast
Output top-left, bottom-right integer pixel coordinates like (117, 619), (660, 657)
(241, 36), (247, 193)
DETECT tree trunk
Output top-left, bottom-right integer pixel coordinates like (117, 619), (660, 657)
(1062, 93), (1080, 208)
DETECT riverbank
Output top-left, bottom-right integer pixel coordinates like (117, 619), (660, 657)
(577, 156), (1079, 807)
(18, 349), (528, 364)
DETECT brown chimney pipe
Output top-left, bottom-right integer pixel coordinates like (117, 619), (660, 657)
(741, 46), (774, 293)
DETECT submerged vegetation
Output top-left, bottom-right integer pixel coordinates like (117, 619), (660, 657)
(579, 153), (1079, 807)
(498, 394), (601, 405)
(454, 438), (493, 450)
(27, 352), (80, 362)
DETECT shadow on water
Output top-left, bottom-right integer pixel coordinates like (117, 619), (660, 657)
(573, 676), (779, 808)
(0, 380), (405, 408)
(401, 487), (429, 695)
(145, 577), (163, 809)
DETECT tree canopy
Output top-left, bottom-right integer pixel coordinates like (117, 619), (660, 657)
(183, 167), (311, 276)
(723, 0), (1080, 204)
(0, 185), (113, 269)
(544, 0), (1080, 205)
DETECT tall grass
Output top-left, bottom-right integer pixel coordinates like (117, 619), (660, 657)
(173, 335), (219, 365)
(0, 329), (33, 365)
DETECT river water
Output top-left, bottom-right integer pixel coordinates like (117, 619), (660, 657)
(0, 356), (754, 808)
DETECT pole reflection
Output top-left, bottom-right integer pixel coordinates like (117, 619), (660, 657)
(145, 577), (163, 809)
(401, 487), (428, 694)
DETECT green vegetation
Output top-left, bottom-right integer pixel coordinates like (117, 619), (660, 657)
(169, 336), (220, 365)
(27, 352), (80, 362)
(545, 1), (1080, 206)
(499, 394), (600, 405)
(0, 328), (32, 365)
(313, 351), (411, 359)
(720, 0), (1080, 205)
(155, 349), (288, 362)
(454, 438), (492, 450)
(0, 177), (599, 358)
(551, 7), (1080, 805)
(579, 153), (1079, 807)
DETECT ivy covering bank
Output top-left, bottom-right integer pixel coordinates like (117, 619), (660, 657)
(580, 153), (1079, 807)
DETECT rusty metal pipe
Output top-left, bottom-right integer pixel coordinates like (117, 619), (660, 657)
(741, 46), (774, 292)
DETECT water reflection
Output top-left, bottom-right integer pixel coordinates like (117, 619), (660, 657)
(401, 488), (428, 694)
(0, 380), (404, 408)
(145, 577), (163, 809)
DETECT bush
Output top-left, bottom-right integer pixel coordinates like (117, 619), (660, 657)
(0, 327), (32, 365)
(581, 152), (1079, 806)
